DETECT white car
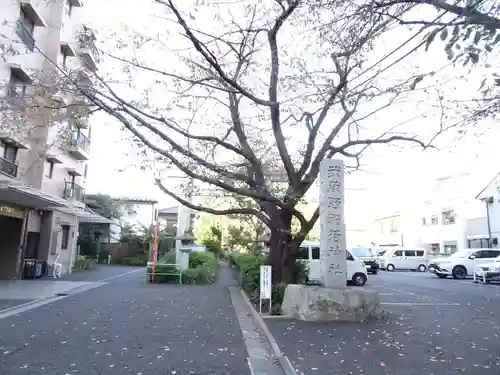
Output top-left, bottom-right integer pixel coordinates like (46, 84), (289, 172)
(473, 255), (500, 283)
(433, 248), (500, 279)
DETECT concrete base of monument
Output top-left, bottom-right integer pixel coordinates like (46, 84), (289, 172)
(281, 284), (384, 322)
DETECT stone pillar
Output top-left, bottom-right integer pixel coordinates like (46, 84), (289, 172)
(319, 159), (346, 289)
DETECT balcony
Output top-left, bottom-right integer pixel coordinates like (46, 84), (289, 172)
(0, 157), (18, 178)
(78, 29), (99, 71)
(68, 131), (90, 160)
(20, 0), (47, 27)
(15, 21), (35, 52)
(63, 182), (85, 202)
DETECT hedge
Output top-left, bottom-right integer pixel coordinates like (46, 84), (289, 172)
(148, 251), (218, 285)
(228, 252), (309, 314)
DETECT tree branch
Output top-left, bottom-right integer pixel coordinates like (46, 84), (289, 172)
(156, 179), (271, 227)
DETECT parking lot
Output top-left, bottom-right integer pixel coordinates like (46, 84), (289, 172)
(266, 270), (500, 375)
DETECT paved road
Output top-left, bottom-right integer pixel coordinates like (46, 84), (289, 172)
(0, 266), (251, 375)
(266, 271), (500, 375)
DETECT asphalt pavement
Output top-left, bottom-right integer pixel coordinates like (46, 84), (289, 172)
(266, 271), (500, 375)
(0, 265), (251, 375)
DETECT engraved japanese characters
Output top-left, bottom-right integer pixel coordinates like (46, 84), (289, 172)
(319, 159), (346, 288)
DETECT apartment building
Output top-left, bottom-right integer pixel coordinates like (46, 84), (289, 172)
(476, 172), (500, 249)
(0, 0), (106, 279)
(371, 174), (489, 255)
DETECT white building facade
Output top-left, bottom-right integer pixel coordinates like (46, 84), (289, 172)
(0, 0), (105, 279)
(476, 172), (500, 249)
(371, 174), (489, 255)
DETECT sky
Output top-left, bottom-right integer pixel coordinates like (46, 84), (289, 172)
(82, 0), (500, 230)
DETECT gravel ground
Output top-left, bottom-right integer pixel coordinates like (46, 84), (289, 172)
(0, 265), (250, 375)
(266, 272), (500, 375)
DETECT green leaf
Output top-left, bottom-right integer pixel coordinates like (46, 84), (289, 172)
(452, 25), (459, 37)
(473, 30), (481, 44)
(440, 28), (449, 41)
(469, 52), (479, 64)
(463, 27), (473, 41)
(425, 29), (439, 51)
(493, 34), (500, 45)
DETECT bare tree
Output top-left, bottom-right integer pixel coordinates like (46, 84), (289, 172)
(57, 0), (458, 283)
(368, 0), (500, 120)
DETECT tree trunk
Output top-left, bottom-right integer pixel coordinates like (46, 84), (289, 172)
(265, 209), (298, 284)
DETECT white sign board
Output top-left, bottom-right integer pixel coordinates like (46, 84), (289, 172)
(260, 265), (272, 299)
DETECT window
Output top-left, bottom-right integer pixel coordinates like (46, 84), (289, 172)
(421, 217), (426, 226)
(311, 247), (320, 260)
(61, 225), (70, 250)
(431, 243), (440, 254)
(46, 161), (54, 178)
(346, 250), (354, 261)
(8, 72), (27, 98)
(297, 247), (309, 260)
(443, 243), (457, 255)
(416, 250), (424, 257)
(84, 164), (88, 178)
(58, 47), (68, 69)
(483, 250), (500, 259)
(3, 143), (18, 163)
(393, 250), (403, 257)
(442, 210), (456, 225)
(430, 216), (438, 225)
(390, 219), (398, 233)
(67, 173), (75, 184)
(17, 9), (35, 51)
(405, 250), (416, 257)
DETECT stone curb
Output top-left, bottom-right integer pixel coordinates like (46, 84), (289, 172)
(239, 289), (297, 375)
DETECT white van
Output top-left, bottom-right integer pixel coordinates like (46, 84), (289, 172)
(297, 241), (368, 286)
(378, 247), (428, 272)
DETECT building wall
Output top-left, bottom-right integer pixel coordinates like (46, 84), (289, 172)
(477, 174), (500, 248)
(1, 0), (96, 276)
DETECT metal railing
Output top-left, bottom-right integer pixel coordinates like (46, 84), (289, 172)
(79, 34), (99, 62)
(63, 181), (85, 201)
(71, 130), (90, 153)
(0, 156), (18, 178)
(15, 21), (35, 51)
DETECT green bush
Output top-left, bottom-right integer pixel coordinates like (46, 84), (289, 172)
(147, 251), (218, 285)
(119, 256), (147, 266)
(189, 251), (217, 269)
(159, 251), (176, 263)
(295, 260), (309, 284)
(73, 258), (97, 270)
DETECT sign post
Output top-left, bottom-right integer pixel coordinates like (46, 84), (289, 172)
(259, 265), (272, 314)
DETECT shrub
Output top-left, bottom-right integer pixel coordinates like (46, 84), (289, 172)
(159, 251), (176, 263)
(189, 251), (217, 269)
(73, 258), (97, 270)
(119, 256), (147, 266)
(295, 260), (309, 284)
(148, 251), (218, 285)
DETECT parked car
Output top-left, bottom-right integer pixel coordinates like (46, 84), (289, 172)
(297, 242), (368, 286)
(433, 248), (500, 279)
(377, 247), (428, 272)
(473, 255), (500, 283)
(349, 247), (380, 274)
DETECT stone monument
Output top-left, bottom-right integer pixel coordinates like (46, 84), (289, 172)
(281, 159), (382, 322)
